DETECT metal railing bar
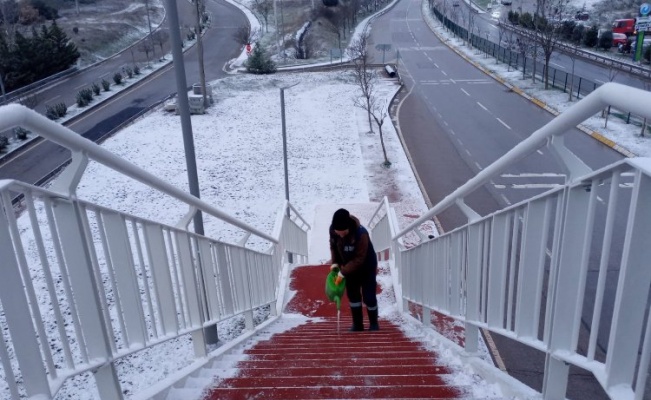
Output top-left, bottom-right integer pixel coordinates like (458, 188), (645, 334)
(0, 105), (278, 244)
(394, 83), (651, 240)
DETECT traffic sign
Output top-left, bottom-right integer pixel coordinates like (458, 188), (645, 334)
(640, 3), (650, 16)
(246, 43), (252, 55)
(635, 15), (651, 30)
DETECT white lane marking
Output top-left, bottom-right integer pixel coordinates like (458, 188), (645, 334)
(477, 102), (488, 111)
(597, 196), (605, 204)
(475, 162), (482, 170)
(595, 79), (605, 84)
(497, 117), (511, 130)
(551, 62), (566, 70)
(501, 173), (565, 177)
(75, 83), (88, 90)
(494, 184), (506, 189)
(45, 95), (60, 103)
(441, 70), (448, 76)
(511, 184), (563, 189)
(434, 63), (439, 68)
(501, 194), (512, 205)
(465, 149), (472, 156)
(443, 121), (448, 126)
(450, 78), (456, 84)
(460, 88), (470, 96)
(537, 150), (544, 155)
(450, 130), (456, 136)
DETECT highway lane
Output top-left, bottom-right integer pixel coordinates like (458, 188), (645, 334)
(369, 0), (624, 397)
(0, 0), (247, 185)
(450, 2), (651, 90)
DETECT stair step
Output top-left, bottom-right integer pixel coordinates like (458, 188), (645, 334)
(183, 376), (215, 389)
(214, 374), (450, 387)
(242, 350), (433, 360)
(230, 364), (452, 377)
(203, 384), (467, 399)
(233, 357), (441, 368)
(165, 387), (204, 400)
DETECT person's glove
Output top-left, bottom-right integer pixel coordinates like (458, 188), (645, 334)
(330, 263), (339, 271)
(334, 271), (344, 285)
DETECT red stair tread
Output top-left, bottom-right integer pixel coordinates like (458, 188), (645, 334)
(204, 385), (464, 399)
(201, 265), (463, 399)
(216, 374), (450, 387)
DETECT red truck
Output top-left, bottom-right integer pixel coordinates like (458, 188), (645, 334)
(612, 18), (636, 36)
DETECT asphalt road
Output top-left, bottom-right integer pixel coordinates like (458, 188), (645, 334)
(451, 1), (651, 90)
(0, 0), (247, 185)
(368, 0), (626, 398)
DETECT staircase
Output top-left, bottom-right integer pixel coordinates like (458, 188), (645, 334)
(163, 264), (470, 399)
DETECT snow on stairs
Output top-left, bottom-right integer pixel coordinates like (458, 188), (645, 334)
(195, 264), (469, 399)
(203, 317), (466, 399)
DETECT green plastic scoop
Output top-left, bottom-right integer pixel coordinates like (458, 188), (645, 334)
(325, 267), (346, 311)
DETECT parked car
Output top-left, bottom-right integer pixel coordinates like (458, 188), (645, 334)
(574, 11), (589, 21)
(612, 32), (627, 47)
(619, 37), (651, 54)
(500, 0), (512, 5)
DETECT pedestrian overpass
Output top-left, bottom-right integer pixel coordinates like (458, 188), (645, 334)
(1, 82), (650, 399)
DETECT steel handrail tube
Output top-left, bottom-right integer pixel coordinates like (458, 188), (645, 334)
(0, 104), (277, 244)
(394, 83), (651, 240)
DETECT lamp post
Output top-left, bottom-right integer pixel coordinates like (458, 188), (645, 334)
(280, 82), (298, 262)
(163, 0), (219, 346)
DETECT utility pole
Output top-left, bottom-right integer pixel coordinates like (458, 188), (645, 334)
(163, 0), (219, 348)
(280, 83), (298, 263)
(145, 0), (156, 58)
(195, 0), (208, 107)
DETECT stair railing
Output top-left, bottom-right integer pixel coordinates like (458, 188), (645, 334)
(0, 105), (309, 400)
(373, 83), (651, 400)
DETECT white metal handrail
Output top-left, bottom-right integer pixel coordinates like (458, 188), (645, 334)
(0, 106), (310, 400)
(374, 83), (651, 400)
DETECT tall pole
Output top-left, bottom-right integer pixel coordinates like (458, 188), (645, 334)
(280, 83), (298, 262)
(164, 0), (217, 345)
(280, 88), (290, 204)
(163, 0), (203, 236)
(195, 0), (208, 107)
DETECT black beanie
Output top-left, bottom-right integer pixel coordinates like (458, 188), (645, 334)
(332, 208), (350, 231)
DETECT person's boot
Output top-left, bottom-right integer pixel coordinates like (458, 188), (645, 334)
(349, 306), (364, 331)
(368, 307), (379, 331)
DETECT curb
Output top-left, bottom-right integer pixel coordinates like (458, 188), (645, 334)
(420, 1), (637, 158)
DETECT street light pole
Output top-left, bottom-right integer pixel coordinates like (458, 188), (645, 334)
(164, 0), (218, 346)
(280, 83), (298, 262)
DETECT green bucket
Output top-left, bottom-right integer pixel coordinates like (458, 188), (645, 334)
(325, 267), (346, 311)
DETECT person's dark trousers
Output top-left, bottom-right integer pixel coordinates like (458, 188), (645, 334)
(345, 267), (378, 332)
(367, 307), (379, 331)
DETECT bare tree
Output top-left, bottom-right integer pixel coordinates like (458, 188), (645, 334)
(151, 30), (169, 54)
(137, 40), (155, 63)
(193, 0), (208, 106)
(515, 33), (531, 79)
(466, 8), (476, 47)
(602, 67), (618, 127)
(253, 0), (273, 33)
(349, 33), (375, 133)
(232, 25), (258, 45)
(354, 95), (391, 166)
(144, 0), (156, 58)
(532, 3), (563, 89)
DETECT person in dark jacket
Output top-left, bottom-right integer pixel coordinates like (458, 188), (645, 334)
(329, 208), (379, 331)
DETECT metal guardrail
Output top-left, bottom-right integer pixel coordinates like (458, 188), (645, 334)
(503, 23), (651, 79)
(370, 82), (651, 399)
(0, 104), (310, 400)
